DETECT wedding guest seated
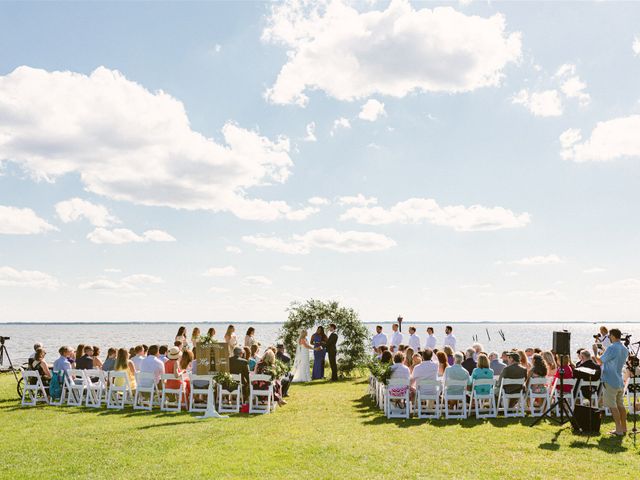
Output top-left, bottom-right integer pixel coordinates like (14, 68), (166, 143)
(489, 352), (506, 375)
(498, 352), (527, 397)
(380, 350), (393, 364)
(92, 346), (103, 369)
(114, 348), (136, 391)
(28, 342), (43, 361)
(471, 343), (484, 361)
(76, 345), (96, 370)
(542, 351), (557, 378)
(412, 349), (438, 391)
(53, 346), (72, 372)
(470, 353), (493, 395)
(242, 346), (251, 362)
(574, 349), (600, 398)
(131, 345), (146, 371)
(443, 346), (455, 366)
(249, 344), (260, 371)
(517, 350), (529, 370)
(527, 354), (548, 405)
(444, 353), (470, 396)
(553, 355), (574, 394)
(139, 345), (165, 388)
(404, 347), (415, 369)
(388, 352), (411, 401)
(164, 346), (182, 392)
(462, 348), (477, 375)
(179, 349), (193, 403)
(158, 345), (169, 363)
(102, 348), (117, 372)
(525, 347), (535, 364)
(254, 350), (286, 406)
(276, 343), (292, 397)
(500, 351), (510, 365)
(75, 344), (85, 364)
(230, 347), (250, 400)
(435, 351), (448, 377)
(29, 348), (51, 385)
(376, 345), (389, 360)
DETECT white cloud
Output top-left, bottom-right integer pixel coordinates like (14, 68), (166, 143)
(122, 274), (163, 285)
(0, 66), (306, 222)
(303, 122), (317, 141)
(213, 44), (222, 53)
(510, 254), (565, 266)
(225, 246), (242, 254)
(338, 194), (378, 207)
(280, 265), (302, 272)
(560, 115), (640, 162)
(262, 1), (521, 105)
(104, 268), (122, 273)
(78, 279), (130, 291)
(203, 266), (237, 277)
(0, 266), (60, 289)
(308, 196), (329, 206)
(331, 117), (351, 136)
(358, 99), (386, 122)
(595, 278), (640, 293)
(55, 197), (119, 227)
(243, 275), (273, 286)
(460, 283), (492, 289)
(243, 228), (397, 254)
(633, 36), (640, 56)
(0, 205), (57, 235)
(583, 267), (606, 274)
(509, 289), (562, 299)
(512, 89), (563, 117)
(209, 286), (229, 293)
(340, 198), (530, 231)
(555, 63), (590, 106)
(87, 227), (176, 244)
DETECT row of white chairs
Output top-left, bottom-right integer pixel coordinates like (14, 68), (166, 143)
(21, 369), (278, 415)
(369, 374), (640, 420)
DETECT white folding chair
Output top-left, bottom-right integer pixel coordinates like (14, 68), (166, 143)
(443, 378), (469, 419)
(134, 372), (159, 410)
(469, 378), (496, 419)
(576, 378), (600, 407)
(21, 370), (49, 406)
(625, 377), (640, 414)
(551, 378), (576, 416)
(189, 374), (215, 413)
(65, 369), (88, 407)
(218, 374), (242, 413)
(527, 377), (551, 417)
(415, 379), (441, 419)
(84, 369), (107, 408)
(160, 373), (184, 412)
(249, 373), (274, 414)
(385, 379), (410, 419)
(498, 378), (526, 417)
(107, 371), (132, 409)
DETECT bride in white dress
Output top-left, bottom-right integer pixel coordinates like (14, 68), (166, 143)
(291, 329), (313, 383)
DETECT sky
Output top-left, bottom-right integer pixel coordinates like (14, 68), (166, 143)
(1, 0), (640, 323)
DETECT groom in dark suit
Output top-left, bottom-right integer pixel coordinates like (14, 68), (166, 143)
(327, 324), (338, 381)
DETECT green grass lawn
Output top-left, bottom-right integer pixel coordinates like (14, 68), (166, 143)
(1, 373), (638, 479)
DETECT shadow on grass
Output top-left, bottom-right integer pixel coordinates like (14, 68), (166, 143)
(569, 436), (627, 453)
(351, 393), (529, 428)
(538, 427), (567, 451)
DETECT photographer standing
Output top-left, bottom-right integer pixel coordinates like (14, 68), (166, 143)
(595, 328), (629, 436)
(593, 326), (611, 354)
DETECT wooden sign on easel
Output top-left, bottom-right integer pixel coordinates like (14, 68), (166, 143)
(195, 342), (230, 374)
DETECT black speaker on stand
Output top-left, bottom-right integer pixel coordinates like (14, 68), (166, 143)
(531, 330), (574, 427)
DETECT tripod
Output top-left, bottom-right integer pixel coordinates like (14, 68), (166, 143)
(531, 354), (574, 426)
(0, 336), (20, 384)
(627, 342), (640, 439)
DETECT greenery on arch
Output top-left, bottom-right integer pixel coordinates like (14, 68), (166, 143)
(279, 299), (370, 377)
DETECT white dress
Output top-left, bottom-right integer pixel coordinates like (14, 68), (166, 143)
(291, 340), (311, 383)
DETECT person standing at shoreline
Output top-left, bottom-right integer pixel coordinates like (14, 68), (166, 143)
(390, 323), (403, 352)
(224, 325), (237, 357)
(444, 326), (456, 351)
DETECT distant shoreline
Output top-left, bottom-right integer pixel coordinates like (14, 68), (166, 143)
(1, 320), (638, 325)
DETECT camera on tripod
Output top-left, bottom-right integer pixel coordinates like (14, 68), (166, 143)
(621, 333), (632, 347)
(0, 336), (9, 344)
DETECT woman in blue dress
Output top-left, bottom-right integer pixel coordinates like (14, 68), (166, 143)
(311, 326), (327, 380)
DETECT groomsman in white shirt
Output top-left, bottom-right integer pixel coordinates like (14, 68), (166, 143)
(424, 327), (437, 350)
(390, 323), (403, 352)
(407, 326), (421, 352)
(444, 325), (457, 351)
(371, 325), (388, 353)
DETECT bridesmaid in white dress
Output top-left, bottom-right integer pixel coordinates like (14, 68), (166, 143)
(292, 330), (313, 383)
(224, 325), (237, 357)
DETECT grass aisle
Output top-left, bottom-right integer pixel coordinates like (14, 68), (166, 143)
(1, 374), (638, 479)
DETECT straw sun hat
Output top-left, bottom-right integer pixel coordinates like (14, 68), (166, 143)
(168, 346), (181, 360)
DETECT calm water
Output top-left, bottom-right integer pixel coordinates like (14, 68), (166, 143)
(2, 321), (640, 365)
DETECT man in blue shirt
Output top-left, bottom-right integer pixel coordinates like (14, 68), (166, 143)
(596, 328), (628, 436)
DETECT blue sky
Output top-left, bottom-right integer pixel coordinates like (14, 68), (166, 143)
(1, 1), (640, 323)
